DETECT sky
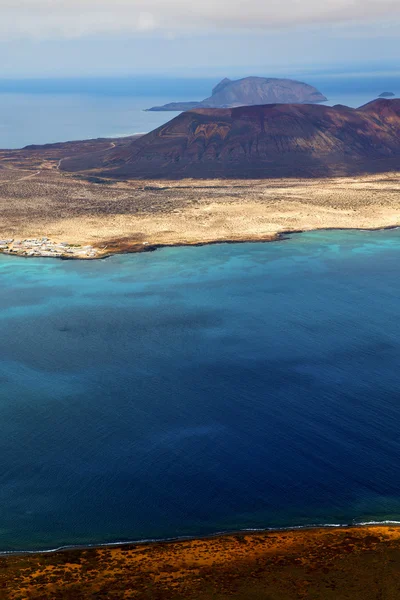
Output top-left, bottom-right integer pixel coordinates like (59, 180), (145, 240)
(2, 0), (400, 78)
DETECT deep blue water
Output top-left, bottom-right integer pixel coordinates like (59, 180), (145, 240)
(2, 229), (400, 551)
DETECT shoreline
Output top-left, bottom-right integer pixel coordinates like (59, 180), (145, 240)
(1, 168), (399, 259)
(4, 519), (400, 557)
(1, 224), (400, 262)
(4, 523), (400, 599)
(92, 223), (400, 259)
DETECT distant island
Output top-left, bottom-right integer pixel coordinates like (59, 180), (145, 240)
(146, 76), (327, 111)
(63, 99), (400, 180)
(379, 91), (395, 98)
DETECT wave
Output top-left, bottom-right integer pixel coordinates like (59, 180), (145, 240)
(356, 520), (400, 525)
(3, 519), (400, 556)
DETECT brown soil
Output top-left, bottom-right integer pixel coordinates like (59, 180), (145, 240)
(2, 526), (400, 599)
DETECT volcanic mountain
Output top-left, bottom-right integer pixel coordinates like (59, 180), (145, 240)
(61, 99), (400, 179)
(146, 76), (327, 111)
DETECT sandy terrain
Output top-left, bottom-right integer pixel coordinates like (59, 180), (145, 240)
(3, 526), (400, 599)
(0, 149), (399, 257)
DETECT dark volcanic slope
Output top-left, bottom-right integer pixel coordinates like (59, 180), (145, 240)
(61, 99), (400, 179)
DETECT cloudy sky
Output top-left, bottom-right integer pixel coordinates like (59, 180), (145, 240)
(2, 0), (400, 77)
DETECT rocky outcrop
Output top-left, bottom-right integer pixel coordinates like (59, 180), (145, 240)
(146, 76), (327, 111)
(61, 99), (400, 180)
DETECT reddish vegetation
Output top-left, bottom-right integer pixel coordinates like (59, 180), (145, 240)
(61, 99), (400, 179)
(2, 527), (400, 599)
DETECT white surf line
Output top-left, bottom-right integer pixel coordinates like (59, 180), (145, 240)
(3, 520), (400, 556)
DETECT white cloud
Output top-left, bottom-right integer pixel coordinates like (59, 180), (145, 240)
(137, 12), (156, 32)
(2, 0), (400, 39)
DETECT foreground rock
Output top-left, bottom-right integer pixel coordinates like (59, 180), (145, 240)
(146, 76), (327, 111)
(62, 99), (400, 179)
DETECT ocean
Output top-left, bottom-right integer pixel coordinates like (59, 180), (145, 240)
(2, 229), (400, 551)
(0, 74), (399, 149)
(0, 93), (187, 150)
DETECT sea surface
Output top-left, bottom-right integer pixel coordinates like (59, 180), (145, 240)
(2, 229), (400, 551)
(0, 74), (398, 149)
(0, 93), (186, 149)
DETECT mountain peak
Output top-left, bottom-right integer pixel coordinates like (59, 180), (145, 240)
(146, 76), (327, 111)
(62, 99), (400, 180)
(212, 78), (232, 96)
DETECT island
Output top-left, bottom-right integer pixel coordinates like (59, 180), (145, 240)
(0, 99), (399, 260)
(379, 91), (396, 97)
(146, 76), (327, 111)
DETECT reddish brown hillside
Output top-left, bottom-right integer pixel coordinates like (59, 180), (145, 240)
(61, 99), (400, 179)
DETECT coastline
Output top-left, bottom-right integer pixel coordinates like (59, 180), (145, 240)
(1, 224), (400, 262)
(0, 163), (399, 261)
(4, 524), (400, 599)
(3, 519), (400, 557)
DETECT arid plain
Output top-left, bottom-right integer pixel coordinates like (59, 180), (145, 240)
(0, 141), (399, 258)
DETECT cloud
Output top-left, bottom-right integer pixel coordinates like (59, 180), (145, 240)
(2, 0), (400, 39)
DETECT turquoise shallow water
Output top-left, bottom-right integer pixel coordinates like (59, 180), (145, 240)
(2, 229), (400, 551)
